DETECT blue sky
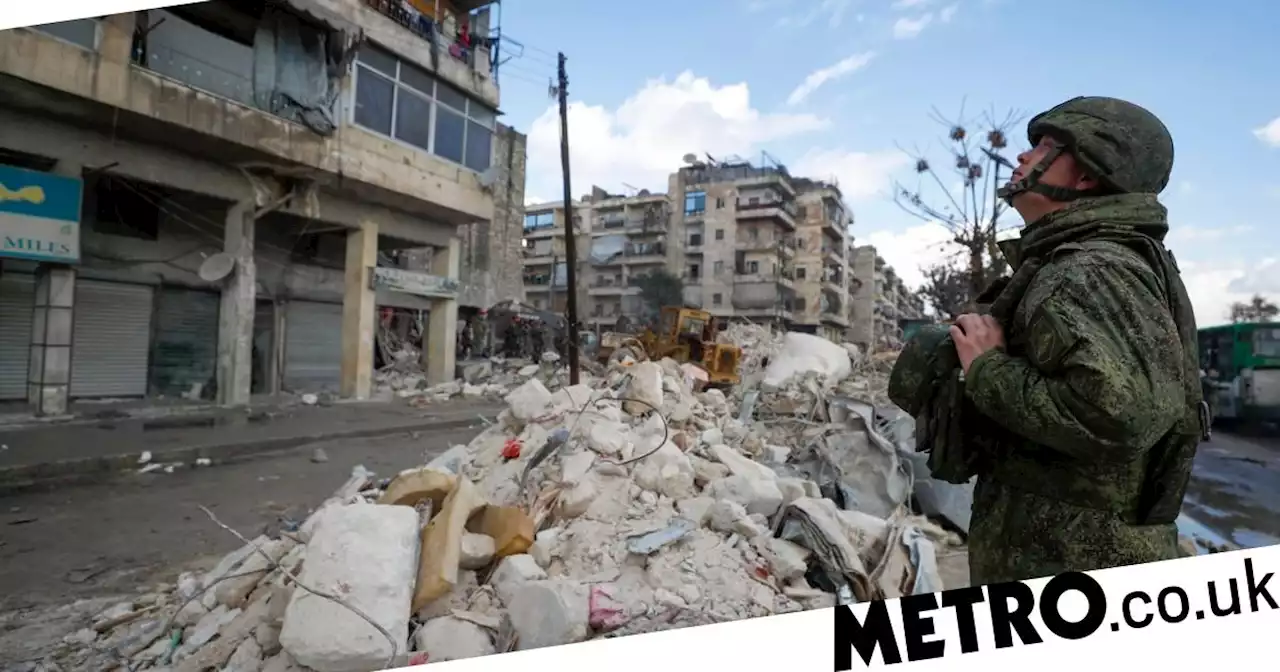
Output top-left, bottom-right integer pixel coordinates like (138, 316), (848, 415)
(492, 0), (1280, 326)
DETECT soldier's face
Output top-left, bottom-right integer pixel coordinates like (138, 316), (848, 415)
(1010, 136), (1097, 218)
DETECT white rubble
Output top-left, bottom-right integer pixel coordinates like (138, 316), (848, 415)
(38, 329), (976, 672)
(279, 503), (420, 672)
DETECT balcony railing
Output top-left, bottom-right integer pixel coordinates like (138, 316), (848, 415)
(361, 0), (495, 77)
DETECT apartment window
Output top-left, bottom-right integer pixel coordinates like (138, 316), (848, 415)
(715, 229), (724, 241)
(748, 261), (759, 274)
(684, 190), (706, 215)
(713, 261), (724, 275)
(31, 18), (99, 50)
(749, 228), (759, 241)
(593, 303), (603, 316)
(797, 205), (807, 218)
(713, 293), (723, 306)
(715, 197), (725, 209)
(524, 211), (555, 230)
(796, 267), (806, 280)
(688, 263), (700, 279)
(795, 298), (806, 311)
(533, 298), (544, 309)
(353, 43), (495, 172)
(689, 233), (703, 246)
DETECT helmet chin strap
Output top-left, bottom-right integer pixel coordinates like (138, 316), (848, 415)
(997, 142), (1096, 206)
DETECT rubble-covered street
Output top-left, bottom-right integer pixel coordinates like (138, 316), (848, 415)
(3, 324), (1255, 672)
(9, 325), (979, 672)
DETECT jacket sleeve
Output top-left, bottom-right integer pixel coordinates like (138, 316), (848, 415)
(964, 256), (1185, 461)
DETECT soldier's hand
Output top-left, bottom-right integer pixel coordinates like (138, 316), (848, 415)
(950, 314), (1005, 374)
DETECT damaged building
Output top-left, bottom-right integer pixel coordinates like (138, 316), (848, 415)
(522, 154), (863, 337)
(0, 0), (525, 415)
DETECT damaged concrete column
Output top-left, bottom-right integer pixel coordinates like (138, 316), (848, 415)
(216, 201), (256, 407)
(340, 220), (378, 400)
(426, 237), (460, 386)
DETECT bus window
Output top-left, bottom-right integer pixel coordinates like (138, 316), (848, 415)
(1254, 328), (1280, 358)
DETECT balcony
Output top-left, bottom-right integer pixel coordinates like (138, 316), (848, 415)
(822, 242), (845, 260)
(588, 280), (634, 296)
(736, 198), (798, 231)
(622, 242), (666, 265)
(686, 237), (704, 254)
(358, 0), (498, 102)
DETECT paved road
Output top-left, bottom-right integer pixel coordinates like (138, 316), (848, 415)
(0, 425), (479, 613)
(1182, 428), (1280, 549)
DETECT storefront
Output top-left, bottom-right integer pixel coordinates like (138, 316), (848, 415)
(0, 271), (35, 400)
(281, 299), (344, 394)
(69, 279), (155, 398)
(149, 286), (221, 398)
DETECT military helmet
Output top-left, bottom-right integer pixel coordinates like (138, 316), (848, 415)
(999, 96), (1175, 203)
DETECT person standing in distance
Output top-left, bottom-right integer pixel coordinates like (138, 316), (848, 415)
(949, 96), (1209, 584)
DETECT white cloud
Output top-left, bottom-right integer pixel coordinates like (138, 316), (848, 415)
(939, 2), (959, 22)
(1165, 224), (1253, 246)
(860, 222), (958, 290)
(525, 72), (828, 201)
(792, 148), (911, 201)
(892, 0), (930, 8)
(786, 52), (877, 106)
(774, 0), (855, 28)
(1178, 258), (1280, 327)
(1252, 116), (1280, 147)
(893, 13), (934, 39)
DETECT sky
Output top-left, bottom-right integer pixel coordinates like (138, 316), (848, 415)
(490, 0), (1280, 327)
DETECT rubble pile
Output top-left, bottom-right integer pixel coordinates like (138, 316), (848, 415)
(375, 352), (593, 406)
(43, 330), (976, 672)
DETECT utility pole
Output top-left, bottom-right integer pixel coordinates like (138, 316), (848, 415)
(556, 51), (581, 385)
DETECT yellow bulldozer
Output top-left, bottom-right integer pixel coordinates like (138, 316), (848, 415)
(598, 306), (741, 388)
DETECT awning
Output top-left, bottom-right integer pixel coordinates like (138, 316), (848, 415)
(276, 0), (361, 36)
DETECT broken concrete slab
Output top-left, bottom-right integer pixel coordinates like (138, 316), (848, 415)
(279, 504), (419, 672)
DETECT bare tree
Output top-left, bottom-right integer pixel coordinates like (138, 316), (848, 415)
(894, 102), (1024, 305)
(1229, 294), (1280, 323)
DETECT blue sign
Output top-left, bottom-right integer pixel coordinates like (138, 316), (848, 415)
(0, 163), (83, 264)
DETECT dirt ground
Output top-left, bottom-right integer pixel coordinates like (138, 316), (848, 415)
(0, 426), (476, 668)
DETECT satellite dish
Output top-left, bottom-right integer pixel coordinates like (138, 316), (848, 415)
(681, 153), (697, 164)
(198, 253), (236, 283)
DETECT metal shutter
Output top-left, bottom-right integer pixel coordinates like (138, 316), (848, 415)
(283, 300), (342, 393)
(0, 273), (35, 400)
(149, 287), (220, 398)
(70, 280), (154, 397)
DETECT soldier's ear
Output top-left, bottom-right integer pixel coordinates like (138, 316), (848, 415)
(1076, 171), (1099, 191)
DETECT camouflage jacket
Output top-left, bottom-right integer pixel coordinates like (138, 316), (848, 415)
(965, 194), (1204, 585)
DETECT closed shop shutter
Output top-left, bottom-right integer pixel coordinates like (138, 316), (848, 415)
(149, 287), (220, 398)
(70, 280), (154, 398)
(283, 300), (342, 393)
(0, 273), (35, 400)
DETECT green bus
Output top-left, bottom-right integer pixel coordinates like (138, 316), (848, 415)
(1198, 321), (1280, 425)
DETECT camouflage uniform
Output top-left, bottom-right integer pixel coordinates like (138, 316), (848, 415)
(890, 97), (1209, 585)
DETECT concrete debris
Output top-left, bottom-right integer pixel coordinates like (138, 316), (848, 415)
(42, 328), (978, 670)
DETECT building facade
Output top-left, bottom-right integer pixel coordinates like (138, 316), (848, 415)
(0, 0), (515, 415)
(521, 155), (866, 339)
(848, 245), (925, 350)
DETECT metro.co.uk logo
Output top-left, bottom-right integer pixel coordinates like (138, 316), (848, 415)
(834, 556), (1276, 668)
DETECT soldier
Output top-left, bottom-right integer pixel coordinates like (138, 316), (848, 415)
(890, 97), (1208, 585)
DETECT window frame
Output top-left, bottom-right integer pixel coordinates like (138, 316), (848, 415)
(349, 43), (497, 174)
(29, 18), (101, 52)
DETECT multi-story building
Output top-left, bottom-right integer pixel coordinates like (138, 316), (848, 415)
(791, 179), (852, 342)
(520, 155), (878, 341)
(0, 1), (520, 415)
(581, 187), (675, 329)
(848, 245), (925, 350)
(520, 201), (587, 317)
(672, 155), (799, 329)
